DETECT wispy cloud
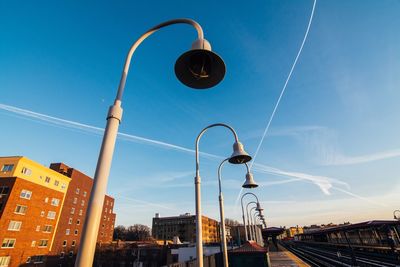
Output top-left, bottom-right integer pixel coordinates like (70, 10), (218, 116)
(323, 149), (400, 166)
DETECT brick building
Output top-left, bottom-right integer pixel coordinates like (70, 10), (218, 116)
(152, 213), (220, 244)
(0, 156), (71, 267)
(0, 157), (116, 267)
(47, 163), (116, 266)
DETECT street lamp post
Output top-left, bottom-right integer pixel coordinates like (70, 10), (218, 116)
(217, 159), (258, 267)
(246, 202), (256, 241)
(76, 18), (226, 267)
(250, 206), (258, 243)
(195, 123), (252, 267)
(240, 192), (261, 241)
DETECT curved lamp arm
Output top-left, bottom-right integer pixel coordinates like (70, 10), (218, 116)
(116, 18), (203, 102)
(196, 123), (239, 176)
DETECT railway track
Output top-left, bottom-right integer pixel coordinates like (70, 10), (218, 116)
(281, 241), (400, 267)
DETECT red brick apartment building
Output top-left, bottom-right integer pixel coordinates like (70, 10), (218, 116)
(0, 157), (116, 267)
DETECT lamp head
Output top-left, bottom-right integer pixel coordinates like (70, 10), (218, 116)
(229, 141), (252, 164)
(175, 38), (225, 89)
(256, 202), (263, 212)
(242, 172), (258, 188)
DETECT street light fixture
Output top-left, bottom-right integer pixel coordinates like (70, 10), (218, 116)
(195, 123), (251, 267)
(76, 18), (226, 267)
(394, 210), (400, 220)
(240, 192), (261, 241)
(217, 159), (258, 267)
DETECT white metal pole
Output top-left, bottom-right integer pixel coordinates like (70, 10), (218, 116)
(75, 19), (204, 267)
(75, 102), (122, 266)
(219, 193), (229, 267)
(218, 158), (229, 267)
(195, 124), (239, 267)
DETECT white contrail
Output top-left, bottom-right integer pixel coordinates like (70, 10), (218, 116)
(116, 196), (176, 210)
(250, 0), (317, 168)
(0, 102), (354, 197)
(0, 103), (220, 161)
(236, 0), (317, 204)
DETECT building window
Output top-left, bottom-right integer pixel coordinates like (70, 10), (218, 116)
(54, 180), (59, 186)
(1, 238), (16, 248)
(1, 164), (14, 172)
(0, 186), (9, 197)
(62, 240), (67, 247)
(81, 200), (85, 206)
(74, 229), (78, 235)
(45, 177), (51, 183)
(83, 191), (87, 197)
(61, 183), (66, 190)
(71, 240), (76, 247)
(31, 240), (36, 247)
(68, 218), (72, 224)
(44, 197), (49, 203)
(51, 198), (60, 206)
(79, 209), (83, 216)
(71, 207), (75, 214)
(0, 257), (11, 267)
(21, 167), (32, 175)
(47, 211), (56, 219)
(14, 205), (27, 215)
(105, 208), (108, 212)
(66, 229), (70, 235)
(76, 188), (80, 194)
(40, 211), (45, 217)
(20, 189), (32, 200)
(106, 200), (109, 206)
(36, 225), (40, 231)
(76, 219), (80, 225)
(60, 252), (65, 259)
(73, 197), (77, 204)
(69, 251), (73, 258)
(31, 255), (45, 264)
(8, 221), (22, 231)
(38, 239), (48, 247)
(43, 225), (52, 233)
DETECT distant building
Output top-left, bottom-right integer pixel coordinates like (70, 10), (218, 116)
(152, 213), (220, 244)
(0, 156), (71, 267)
(0, 157), (116, 267)
(285, 226), (304, 238)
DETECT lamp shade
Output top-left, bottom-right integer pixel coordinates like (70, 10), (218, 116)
(229, 142), (252, 164)
(256, 202), (263, 212)
(242, 172), (258, 188)
(175, 38), (225, 89)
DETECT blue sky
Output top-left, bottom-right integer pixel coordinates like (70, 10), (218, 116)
(1, 0), (400, 228)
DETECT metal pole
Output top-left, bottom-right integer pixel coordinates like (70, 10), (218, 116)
(240, 193), (260, 242)
(250, 207), (258, 243)
(195, 123), (239, 267)
(75, 19), (204, 267)
(218, 159), (230, 267)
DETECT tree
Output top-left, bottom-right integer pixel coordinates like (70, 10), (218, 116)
(113, 225), (127, 240)
(225, 218), (241, 226)
(114, 224), (151, 241)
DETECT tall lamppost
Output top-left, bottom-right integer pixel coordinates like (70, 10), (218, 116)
(246, 200), (263, 241)
(240, 192), (261, 241)
(76, 18), (226, 267)
(250, 206), (258, 243)
(217, 159), (258, 267)
(195, 123), (252, 267)
(394, 210), (400, 220)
